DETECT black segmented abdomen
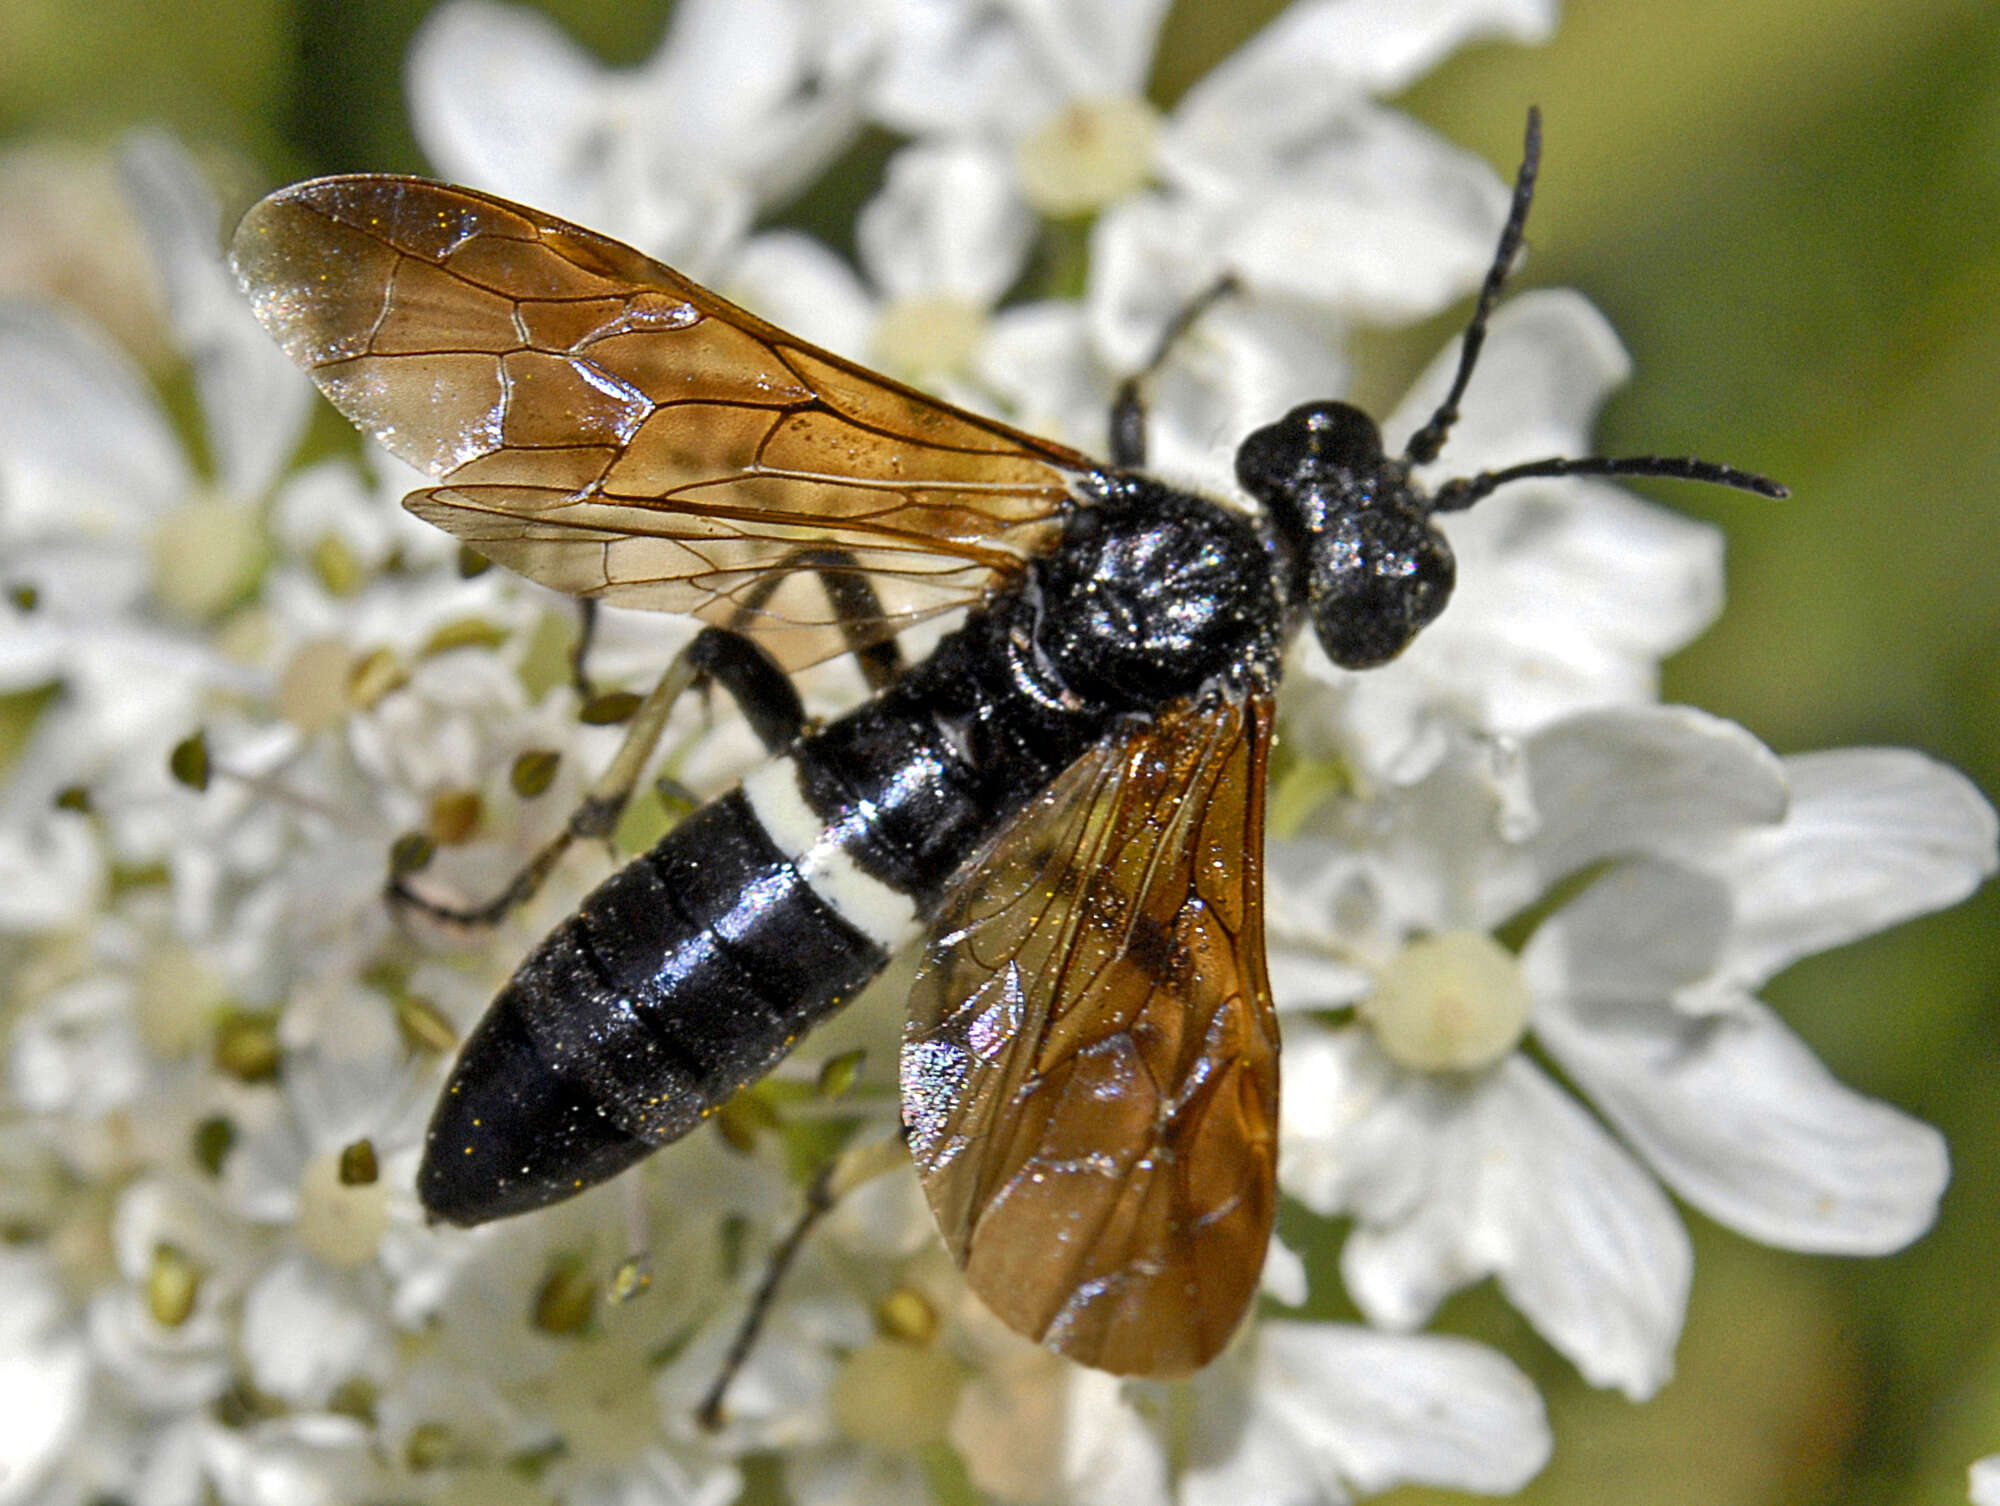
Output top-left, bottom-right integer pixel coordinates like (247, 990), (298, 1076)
(417, 792), (890, 1224)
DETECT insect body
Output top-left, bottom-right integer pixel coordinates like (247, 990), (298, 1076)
(230, 111), (1779, 1377)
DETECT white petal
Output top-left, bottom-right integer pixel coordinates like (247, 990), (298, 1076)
(978, 300), (1112, 454)
(0, 618), (236, 883)
(1538, 986), (1950, 1254)
(1263, 940), (1373, 1014)
(647, 0), (873, 206)
(662, 1301), (844, 1455)
(86, 1287), (233, 1412)
(1084, 195), (1230, 373)
(1260, 1233), (1309, 1307)
(1342, 1059), (1690, 1399)
(0, 809), (103, 932)
(0, 1250), (88, 1506)
(724, 231), (876, 364)
(1704, 749), (1998, 991)
(1284, 646), (1457, 786)
(9, 975), (145, 1115)
(1182, 107), (1509, 321)
(1371, 295), (1727, 729)
(820, 1159), (937, 1259)
(1181, 1324), (1548, 1505)
(1283, 298), (1726, 770)
(1061, 1369), (1171, 1506)
(1171, 0), (1555, 155)
(874, 0), (1167, 131)
(408, 3), (754, 268)
(1276, 1023), (1441, 1226)
(0, 299), (187, 540)
(645, 0), (814, 148)
(1083, 201), (1347, 495)
(407, 0), (613, 199)
(201, 1414), (377, 1506)
(1144, 313), (1352, 504)
(118, 131), (308, 500)
(857, 141), (1031, 305)
(1319, 456), (1724, 763)
(786, 1450), (932, 1506)
(110, 1178), (245, 1286)
(597, 1450), (745, 1506)
(1388, 289), (1630, 468)
(1524, 705), (1789, 880)
(1971, 1455), (2000, 1506)
(951, 1347), (1085, 1506)
(240, 1258), (386, 1407)
(1394, 482), (1723, 724)
(1010, 0), (1173, 97)
(128, 1414), (211, 1506)
(1463, 487), (1721, 669)
(1170, 299), (1349, 455)
(1266, 732), (1538, 953)
(868, 0), (1067, 137)
(1521, 859), (1734, 1008)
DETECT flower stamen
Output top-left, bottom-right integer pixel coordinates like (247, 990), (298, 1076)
(1014, 96), (1161, 217)
(1361, 930), (1531, 1073)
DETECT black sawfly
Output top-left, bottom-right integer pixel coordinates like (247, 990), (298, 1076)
(229, 109), (1782, 1379)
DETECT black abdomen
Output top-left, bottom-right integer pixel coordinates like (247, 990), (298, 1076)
(417, 792), (889, 1224)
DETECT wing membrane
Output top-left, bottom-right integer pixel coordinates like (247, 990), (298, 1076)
(902, 694), (1279, 1375)
(230, 175), (1099, 667)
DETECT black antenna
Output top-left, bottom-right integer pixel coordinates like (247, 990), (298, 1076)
(1404, 105), (1788, 509)
(1430, 454), (1787, 512)
(1402, 107), (1543, 467)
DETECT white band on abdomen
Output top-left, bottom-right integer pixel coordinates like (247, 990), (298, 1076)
(740, 757), (920, 952)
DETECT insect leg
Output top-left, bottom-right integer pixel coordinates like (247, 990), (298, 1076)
(1109, 273), (1241, 468)
(571, 598), (601, 702)
(725, 547), (906, 692)
(697, 1132), (911, 1432)
(389, 626), (804, 928)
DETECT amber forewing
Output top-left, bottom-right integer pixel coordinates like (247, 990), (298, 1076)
(229, 175), (1094, 668)
(902, 696), (1279, 1375)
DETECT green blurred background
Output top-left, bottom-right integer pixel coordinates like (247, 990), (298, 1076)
(3, 0), (1995, 1502)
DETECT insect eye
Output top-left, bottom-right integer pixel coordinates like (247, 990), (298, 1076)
(1234, 401), (1385, 501)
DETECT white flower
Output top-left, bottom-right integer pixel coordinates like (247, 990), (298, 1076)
(379, 1139), (776, 1506)
(1173, 1323), (1550, 1506)
(725, 139), (1034, 388)
(1972, 1454), (2000, 1506)
(117, 132), (312, 501)
(872, 0), (1550, 320)
(408, 0), (880, 274)
(89, 1176), (253, 1416)
(1270, 704), (1992, 1397)
(943, 1313), (1548, 1506)
(977, 229), (1351, 497)
(872, 3), (1543, 457)
(0, 133), (311, 930)
(0, 1249), (90, 1506)
(0, 125), (764, 1506)
(200, 1414), (382, 1506)
(867, 1), (1549, 506)
(681, 1153), (1550, 1506)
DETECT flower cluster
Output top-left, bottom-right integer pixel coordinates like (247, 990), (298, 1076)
(1, 2), (1991, 1504)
